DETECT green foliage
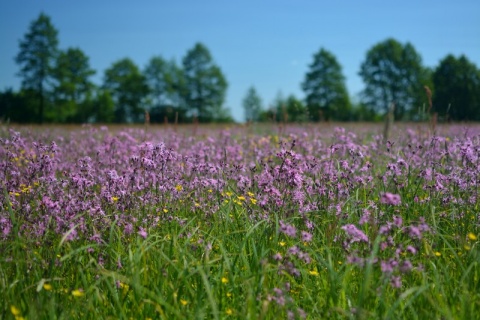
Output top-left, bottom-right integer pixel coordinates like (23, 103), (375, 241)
(15, 12), (59, 124)
(284, 95), (308, 122)
(182, 43), (229, 123)
(359, 38), (428, 120)
(51, 48), (96, 123)
(0, 88), (38, 123)
(103, 58), (149, 123)
(242, 86), (263, 122)
(89, 89), (115, 123)
(302, 48), (351, 121)
(267, 93), (308, 123)
(144, 56), (185, 110)
(433, 54), (480, 121)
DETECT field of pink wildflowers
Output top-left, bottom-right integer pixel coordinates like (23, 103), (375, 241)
(1, 123), (479, 319)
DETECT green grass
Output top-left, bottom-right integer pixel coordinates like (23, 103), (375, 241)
(1, 198), (479, 320)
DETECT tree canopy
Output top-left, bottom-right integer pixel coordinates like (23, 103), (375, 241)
(242, 86), (263, 122)
(52, 47), (96, 122)
(182, 43), (228, 122)
(433, 54), (480, 121)
(359, 38), (428, 120)
(302, 48), (351, 121)
(103, 58), (149, 123)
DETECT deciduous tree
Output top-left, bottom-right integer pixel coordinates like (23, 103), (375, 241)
(52, 47), (95, 122)
(433, 54), (480, 121)
(359, 38), (428, 120)
(302, 48), (350, 121)
(103, 58), (149, 123)
(182, 43), (228, 122)
(242, 86), (263, 122)
(144, 56), (185, 108)
(15, 13), (59, 123)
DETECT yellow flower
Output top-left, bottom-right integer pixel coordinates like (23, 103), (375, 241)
(175, 184), (183, 191)
(208, 189), (213, 193)
(226, 308), (233, 315)
(112, 196), (119, 202)
(10, 306), (21, 316)
(226, 292), (232, 298)
(434, 251), (441, 257)
(279, 241), (286, 247)
(163, 208), (168, 213)
(250, 198), (257, 205)
(221, 277), (229, 284)
(195, 202), (200, 207)
(43, 283), (53, 291)
(225, 191), (233, 197)
(72, 289), (84, 297)
(468, 233), (477, 241)
(237, 196), (245, 201)
(180, 299), (188, 306)
(247, 192), (254, 197)
(308, 270), (319, 276)
(464, 245), (471, 251)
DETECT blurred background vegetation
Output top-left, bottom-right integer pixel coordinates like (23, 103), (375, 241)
(1, 13), (480, 124)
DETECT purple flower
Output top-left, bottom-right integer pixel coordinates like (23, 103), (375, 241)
(393, 215), (403, 227)
(288, 246), (300, 256)
(279, 220), (297, 238)
(273, 253), (283, 261)
(380, 192), (401, 205)
(406, 245), (417, 255)
(138, 227), (147, 239)
(407, 226), (422, 239)
(381, 260), (394, 273)
(301, 231), (313, 242)
(399, 260), (413, 273)
(341, 224), (369, 243)
(390, 276), (402, 288)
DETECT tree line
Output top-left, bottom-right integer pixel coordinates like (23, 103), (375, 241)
(1, 13), (480, 124)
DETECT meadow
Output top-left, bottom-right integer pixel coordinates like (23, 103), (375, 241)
(1, 123), (479, 319)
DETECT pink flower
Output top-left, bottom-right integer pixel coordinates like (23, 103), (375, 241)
(138, 227), (147, 239)
(380, 192), (401, 205)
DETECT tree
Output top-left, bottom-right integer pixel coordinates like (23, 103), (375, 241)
(433, 54), (480, 121)
(0, 88), (38, 123)
(182, 43), (228, 122)
(302, 48), (351, 121)
(103, 58), (149, 123)
(284, 94), (308, 122)
(90, 89), (115, 123)
(267, 92), (307, 123)
(15, 13), (59, 124)
(144, 56), (186, 122)
(144, 56), (184, 108)
(242, 86), (263, 122)
(52, 47), (96, 122)
(359, 38), (428, 120)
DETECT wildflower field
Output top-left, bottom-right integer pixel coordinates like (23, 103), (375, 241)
(1, 123), (479, 319)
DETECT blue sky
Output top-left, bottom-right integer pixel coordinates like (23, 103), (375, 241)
(1, 1), (479, 121)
